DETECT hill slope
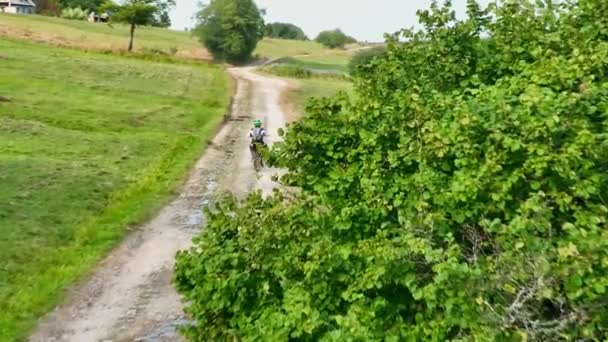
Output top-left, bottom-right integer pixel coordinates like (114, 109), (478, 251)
(0, 13), (359, 66)
(0, 38), (231, 341)
(0, 13), (209, 59)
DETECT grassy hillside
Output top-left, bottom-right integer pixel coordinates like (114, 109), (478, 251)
(0, 14), (357, 68)
(0, 13), (208, 59)
(0, 39), (231, 341)
(291, 78), (352, 111)
(255, 39), (359, 71)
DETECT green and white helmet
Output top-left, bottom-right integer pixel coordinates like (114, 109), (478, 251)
(253, 119), (262, 127)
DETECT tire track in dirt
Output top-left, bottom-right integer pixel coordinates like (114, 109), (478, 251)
(29, 67), (288, 342)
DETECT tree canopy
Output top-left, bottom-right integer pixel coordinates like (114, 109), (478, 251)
(315, 29), (356, 49)
(265, 22), (308, 40)
(194, 0), (265, 64)
(102, 0), (174, 51)
(58, 0), (103, 10)
(176, 0), (608, 340)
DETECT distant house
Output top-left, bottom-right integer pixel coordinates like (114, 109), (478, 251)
(0, 0), (36, 14)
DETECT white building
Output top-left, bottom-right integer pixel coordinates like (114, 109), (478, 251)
(0, 0), (36, 14)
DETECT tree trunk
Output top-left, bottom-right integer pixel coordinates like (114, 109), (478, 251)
(128, 23), (135, 52)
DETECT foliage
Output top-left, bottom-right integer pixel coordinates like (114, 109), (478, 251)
(33, 0), (61, 15)
(102, 0), (174, 51)
(0, 39), (231, 342)
(149, 0), (173, 28)
(60, 7), (89, 20)
(347, 45), (386, 75)
(194, 0), (264, 64)
(175, 0), (608, 340)
(315, 28), (353, 49)
(58, 0), (103, 11)
(265, 22), (308, 40)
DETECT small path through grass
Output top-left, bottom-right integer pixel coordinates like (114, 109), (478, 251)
(30, 68), (289, 342)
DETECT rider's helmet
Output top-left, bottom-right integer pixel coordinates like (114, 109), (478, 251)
(253, 119), (262, 128)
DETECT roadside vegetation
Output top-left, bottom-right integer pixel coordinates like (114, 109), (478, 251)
(0, 38), (231, 341)
(175, 0), (608, 340)
(347, 45), (387, 75)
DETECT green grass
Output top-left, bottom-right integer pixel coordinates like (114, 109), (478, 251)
(0, 39), (231, 341)
(0, 13), (207, 58)
(277, 57), (347, 72)
(292, 78), (352, 112)
(255, 38), (359, 71)
(0, 14), (358, 67)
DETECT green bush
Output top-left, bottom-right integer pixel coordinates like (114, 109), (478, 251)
(265, 22), (308, 40)
(175, 0), (608, 340)
(347, 45), (387, 75)
(194, 0), (264, 64)
(60, 7), (89, 20)
(315, 29), (352, 49)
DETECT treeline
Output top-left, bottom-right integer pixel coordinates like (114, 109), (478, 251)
(263, 23), (359, 50)
(32, 0), (173, 27)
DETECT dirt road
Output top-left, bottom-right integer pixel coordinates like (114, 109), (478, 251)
(30, 68), (288, 342)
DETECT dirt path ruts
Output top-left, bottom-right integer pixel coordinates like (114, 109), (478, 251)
(29, 67), (288, 342)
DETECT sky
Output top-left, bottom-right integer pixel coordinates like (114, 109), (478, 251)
(170, 0), (490, 42)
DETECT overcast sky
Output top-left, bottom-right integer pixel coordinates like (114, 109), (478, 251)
(170, 0), (491, 42)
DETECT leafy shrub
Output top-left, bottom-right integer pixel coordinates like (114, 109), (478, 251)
(175, 0), (608, 340)
(347, 45), (387, 75)
(315, 29), (353, 49)
(60, 7), (89, 20)
(194, 0), (264, 64)
(265, 22), (308, 40)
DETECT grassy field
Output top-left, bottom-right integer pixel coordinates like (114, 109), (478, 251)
(256, 38), (359, 71)
(0, 13), (209, 59)
(0, 14), (357, 68)
(291, 78), (352, 112)
(0, 39), (231, 341)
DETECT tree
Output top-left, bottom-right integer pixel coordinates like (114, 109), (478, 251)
(265, 22), (308, 40)
(33, 0), (61, 15)
(194, 0), (264, 63)
(175, 0), (608, 340)
(59, 0), (104, 11)
(102, 0), (174, 51)
(315, 29), (353, 49)
(149, 0), (173, 27)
